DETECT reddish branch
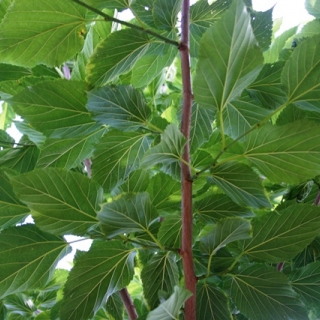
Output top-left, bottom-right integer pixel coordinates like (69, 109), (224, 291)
(120, 288), (138, 320)
(179, 1), (197, 319)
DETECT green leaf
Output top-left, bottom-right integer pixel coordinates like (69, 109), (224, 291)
(282, 36), (320, 111)
(0, 0), (11, 23)
(10, 80), (94, 137)
(0, 224), (70, 299)
(230, 265), (308, 320)
(141, 252), (179, 309)
(0, 169), (29, 229)
(0, 64), (31, 82)
(87, 85), (151, 131)
(251, 7), (273, 51)
(153, 0), (182, 30)
(0, 0), (86, 67)
(305, 0), (320, 18)
(263, 26), (298, 63)
(146, 286), (192, 320)
(157, 215), (182, 248)
(10, 168), (103, 236)
(196, 281), (232, 320)
(60, 241), (135, 320)
(106, 292), (124, 320)
(241, 121), (320, 184)
(92, 130), (151, 192)
(142, 124), (186, 168)
(208, 162), (271, 208)
(290, 261), (320, 306)
(247, 62), (286, 109)
(98, 192), (158, 238)
(84, 0), (129, 11)
(242, 205), (320, 262)
(194, 0), (263, 110)
(36, 129), (104, 169)
(194, 194), (253, 223)
(130, 0), (156, 29)
(87, 29), (150, 87)
(296, 19), (320, 40)
(14, 122), (46, 147)
(200, 218), (251, 257)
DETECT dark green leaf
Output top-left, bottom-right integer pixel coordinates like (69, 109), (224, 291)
(60, 241), (135, 320)
(0, 0), (86, 67)
(0, 225), (70, 299)
(130, 0), (156, 29)
(0, 64), (31, 82)
(230, 264), (308, 320)
(196, 281), (232, 320)
(157, 215), (181, 248)
(194, 0), (263, 110)
(142, 124), (186, 168)
(141, 252), (179, 309)
(106, 292), (124, 320)
(242, 205), (320, 262)
(208, 162), (271, 208)
(153, 0), (182, 30)
(241, 121), (320, 184)
(98, 192), (158, 238)
(87, 29), (150, 87)
(92, 130), (151, 192)
(87, 85), (151, 131)
(10, 168), (103, 236)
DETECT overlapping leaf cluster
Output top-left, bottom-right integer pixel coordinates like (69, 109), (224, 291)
(1, 0), (320, 319)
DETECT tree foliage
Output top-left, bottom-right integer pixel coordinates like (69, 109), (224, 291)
(1, 0), (320, 319)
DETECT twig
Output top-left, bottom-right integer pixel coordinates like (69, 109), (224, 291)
(120, 288), (138, 320)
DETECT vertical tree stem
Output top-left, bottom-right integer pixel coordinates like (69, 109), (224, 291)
(120, 288), (138, 320)
(179, 1), (197, 319)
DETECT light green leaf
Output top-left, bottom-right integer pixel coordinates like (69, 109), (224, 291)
(194, 0), (263, 110)
(87, 85), (151, 131)
(194, 194), (253, 224)
(142, 124), (186, 168)
(36, 129), (104, 169)
(282, 36), (320, 111)
(153, 0), (182, 30)
(92, 130), (151, 192)
(0, 224), (70, 299)
(200, 218), (251, 257)
(196, 281), (232, 320)
(242, 205), (320, 262)
(296, 19), (320, 40)
(290, 261), (320, 306)
(10, 79), (94, 137)
(98, 192), (157, 238)
(146, 286), (192, 320)
(208, 162), (271, 208)
(0, 0), (11, 23)
(189, 0), (231, 57)
(10, 168), (103, 236)
(84, 0), (129, 11)
(305, 0), (320, 18)
(0, 0), (86, 67)
(14, 122), (46, 147)
(60, 241), (135, 320)
(141, 252), (179, 309)
(230, 265), (308, 320)
(0, 169), (29, 230)
(86, 29), (150, 87)
(263, 26), (297, 63)
(241, 120), (320, 184)
(130, 0), (156, 29)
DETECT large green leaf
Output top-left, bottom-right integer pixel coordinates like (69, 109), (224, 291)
(142, 124), (186, 168)
(146, 286), (192, 320)
(242, 205), (320, 262)
(87, 85), (151, 131)
(0, 0), (11, 23)
(0, 224), (70, 299)
(305, 0), (320, 18)
(10, 168), (103, 236)
(0, 0), (86, 67)
(230, 265), (308, 320)
(194, 194), (253, 224)
(84, 0), (129, 11)
(282, 36), (320, 111)
(0, 64), (31, 82)
(153, 0), (182, 30)
(10, 79), (94, 137)
(36, 129), (104, 169)
(289, 261), (320, 306)
(241, 120), (320, 184)
(196, 280), (232, 320)
(296, 19), (320, 40)
(157, 215), (182, 248)
(92, 130), (151, 192)
(86, 29), (150, 87)
(98, 192), (158, 238)
(141, 252), (179, 309)
(193, 0), (263, 110)
(60, 241), (136, 320)
(0, 169), (29, 230)
(208, 162), (271, 208)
